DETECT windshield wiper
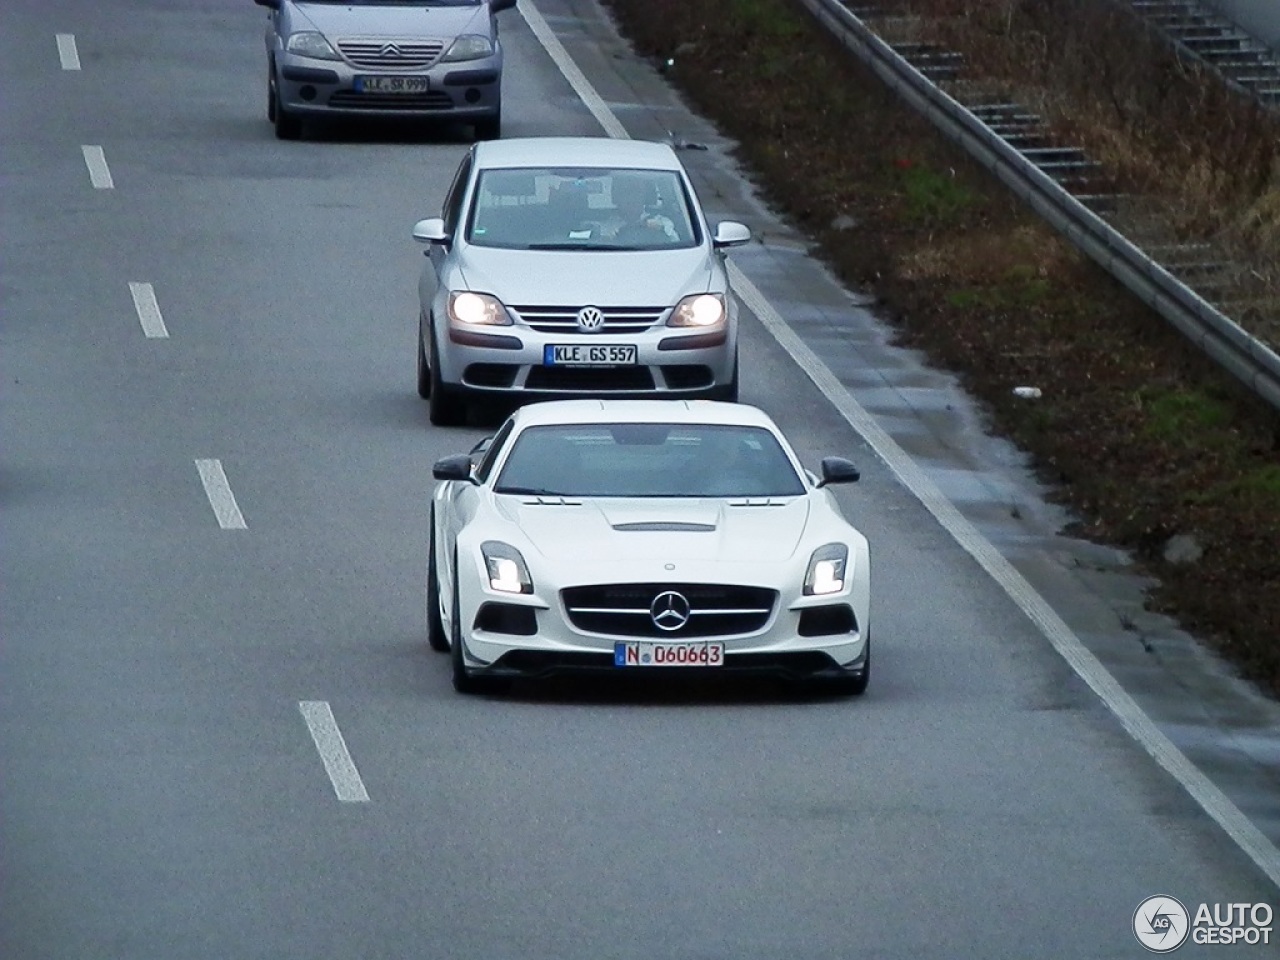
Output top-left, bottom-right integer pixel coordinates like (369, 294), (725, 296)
(524, 242), (633, 251)
(493, 486), (570, 496)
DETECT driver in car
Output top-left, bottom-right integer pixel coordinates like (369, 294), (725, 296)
(604, 174), (679, 244)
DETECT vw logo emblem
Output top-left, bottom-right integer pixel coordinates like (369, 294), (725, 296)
(380, 42), (403, 59)
(576, 306), (605, 332)
(650, 590), (691, 632)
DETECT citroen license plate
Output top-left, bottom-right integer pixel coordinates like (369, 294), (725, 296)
(614, 642), (724, 667)
(355, 76), (430, 94)
(544, 344), (637, 366)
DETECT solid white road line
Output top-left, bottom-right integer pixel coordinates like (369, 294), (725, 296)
(299, 701), (370, 803)
(194, 459), (247, 530)
(520, 0), (1280, 888)
(56, 33), (81, 71)
(129, 282), (169, 339)
(516, 1), (627, 139)
(81, 145), (113, 189)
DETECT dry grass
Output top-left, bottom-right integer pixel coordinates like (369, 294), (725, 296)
(895, 0), (1280, 318)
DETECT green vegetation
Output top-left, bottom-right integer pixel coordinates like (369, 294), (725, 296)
(1139, 387), (1233, 444)
(900, 164), (977, 226)
(945, 267), (1052, 310)
(726, 0), (805, 39)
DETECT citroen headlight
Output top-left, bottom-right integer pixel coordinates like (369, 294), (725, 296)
(667, 293), (726, 328)
(448, 291), (512, 326)
(804, 544), (848, 596)
(442, 35), (496, 62)
(286, 32), (341, 61)
(481, 542), (532, 594)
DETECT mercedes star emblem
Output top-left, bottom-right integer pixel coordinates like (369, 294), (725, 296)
(650, 590), (691, 632)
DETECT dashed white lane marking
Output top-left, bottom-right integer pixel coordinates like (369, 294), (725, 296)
(81, 145), (113, 189)
(194, 459), (247, 530)
(56, 33), (81, 71)
(522, 0), (1280, 889)
(129, 282), (169, 339)
(299, 701), (370, 803)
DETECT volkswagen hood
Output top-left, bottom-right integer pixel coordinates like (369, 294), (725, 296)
(456, 247), (718, 307)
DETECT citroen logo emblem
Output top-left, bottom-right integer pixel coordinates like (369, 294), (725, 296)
(576, 306), (605, 332)
(381, 42), (403, 59)
(650, 590), (691, 632)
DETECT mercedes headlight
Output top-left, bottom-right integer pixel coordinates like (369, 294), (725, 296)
(286, 32), (341, 61)
(448, 291), (512, 326)
(667, 293), (726, 328)
(804, 544), (848, 596)
(442, 35), (496, 62)
(481, 542), (532, 594)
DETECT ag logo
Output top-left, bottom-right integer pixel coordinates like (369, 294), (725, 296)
(576, 305), (605, 332)
(649, 590), (691, 632)
(1133, 895), (1190, 953)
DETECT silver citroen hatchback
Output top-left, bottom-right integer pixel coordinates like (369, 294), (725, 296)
(253, 0), (517, 141)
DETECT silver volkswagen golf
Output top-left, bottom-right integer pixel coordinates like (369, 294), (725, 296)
(412, 137), (753, 425)
(253, 0), (516, 141)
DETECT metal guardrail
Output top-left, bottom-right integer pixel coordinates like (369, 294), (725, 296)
(795, 0), (1280, 412)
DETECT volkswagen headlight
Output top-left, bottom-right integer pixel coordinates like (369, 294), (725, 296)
(286, 32), (341, 61)
(804, 544), (848, 595)
(442, 35), (496, 62)
(667, 293), (726, 328)
(448, 291), (512, 326)
(481, 542), (532, 594)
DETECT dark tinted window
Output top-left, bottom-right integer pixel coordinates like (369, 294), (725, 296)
(474, 418), (515, 483)
(442, 151), (474, 237)
(494, 424), (805, 498)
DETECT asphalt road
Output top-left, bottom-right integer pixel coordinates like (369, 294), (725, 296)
(2, 1), (1277, 958)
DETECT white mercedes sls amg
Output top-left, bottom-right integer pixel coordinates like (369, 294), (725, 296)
(428, 399), (871, 695)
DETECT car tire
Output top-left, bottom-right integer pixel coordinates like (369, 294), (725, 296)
(428, 330), (467, 426)
(267, 68), (277, 122)
(473, 110), (501, 142)
(417, 327), (432, 399)
(707, 353), (740, 402)
(811, 637), (870, 697)
(273, 82), (302, 141)
(426, 507), (449, 653)
(450, 568), (507, 695)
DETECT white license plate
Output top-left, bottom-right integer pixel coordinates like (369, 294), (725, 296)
(614, 642), (725, 667)
(544, 344), (638, 366)
(355, 75), (430, 94)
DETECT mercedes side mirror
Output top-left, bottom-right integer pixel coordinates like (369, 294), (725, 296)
(432, 454), (475, 483)
(816, 457), (859, 487)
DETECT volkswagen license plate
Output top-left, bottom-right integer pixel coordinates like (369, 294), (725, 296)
(614, 642), (725, 667)
(355, 76), (430, 94)
(544, 344), (637, 366)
